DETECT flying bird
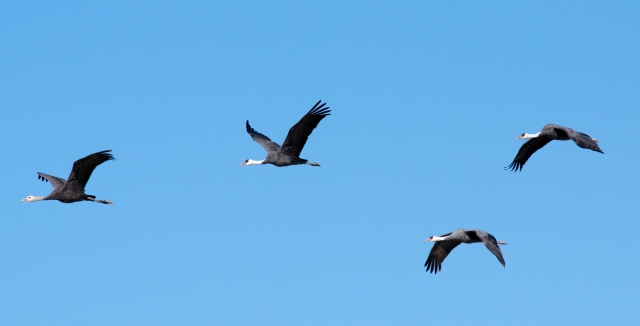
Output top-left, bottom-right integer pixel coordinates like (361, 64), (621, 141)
(506, 124), (603, 172)
(240, 100), (331, 167)
(21, 150), (115, 204)
(424, 229), (507, 274)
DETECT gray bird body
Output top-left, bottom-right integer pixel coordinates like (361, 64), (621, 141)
(507, 124), (603, 172)
(424, 229), (506, 274)
(23, 150), (115, 204)
(242, 101), (330, 167)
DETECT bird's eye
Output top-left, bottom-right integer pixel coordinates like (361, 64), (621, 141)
(521, 133), (525, 137)
(244, 159), (249, 163)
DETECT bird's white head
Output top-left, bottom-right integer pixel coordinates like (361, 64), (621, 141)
(21, 195), (44, 202)
(239, 159), (265, 166)
(516, 132), (541, 140)
(424, 236), (447, 242)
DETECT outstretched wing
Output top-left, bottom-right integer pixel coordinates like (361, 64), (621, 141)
(67, 150), (115, 188)
(476, 230), (506, 267)
(280, 100), (331, 157)
(424, 232), (458, 274)
(246, 120), (281, 154)
(506, 136), (553, 172)
(567, 129), (604, 154)
(37, 172), (66, 190)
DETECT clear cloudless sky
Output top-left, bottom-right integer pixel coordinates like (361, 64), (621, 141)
(1, 1), (639, 325)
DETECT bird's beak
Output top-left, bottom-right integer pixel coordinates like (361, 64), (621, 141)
(239, 162), (245, 166)
(498, 241), (508, 245)
(20, 198), (27, 202)
(423, 238), (430, 242)
(515, 136), (522, 139)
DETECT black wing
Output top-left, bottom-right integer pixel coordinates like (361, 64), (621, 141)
(506, 136), (553, 172)
(67, 150), (115, 188)
(567, 129), (604, 154)
(280, 100), (331, 158)
(475, 230), (506, 267)
(424, 233), (458, 274)
(37, 172), (66, 190)
(246, 120), (281, 154)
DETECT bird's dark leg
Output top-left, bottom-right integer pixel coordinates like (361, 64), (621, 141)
(85, 196), (114, 205)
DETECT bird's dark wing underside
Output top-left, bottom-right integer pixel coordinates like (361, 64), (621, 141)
(570, 131), (604, 154)
(246, 120), (281, 154)
(37, 173), (66, 190)
(478, 232), (506, 267)
(67, 150), (115, 188)
(281, 100), (331, 157)
(425, 240), (460, 274)
(506, 136), (553, 172)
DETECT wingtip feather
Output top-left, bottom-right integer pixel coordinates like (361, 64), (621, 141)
(307, 101), (331, 117)
(96, 150), (115, 161)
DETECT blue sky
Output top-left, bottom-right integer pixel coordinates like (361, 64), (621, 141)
(1, 1), (639, 325)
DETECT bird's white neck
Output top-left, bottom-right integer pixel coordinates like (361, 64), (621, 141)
(242, 159), (265, 166)
(520, 132), (541, 139)
(427, 236), (448, 242)
(21, 196), (45, 202)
